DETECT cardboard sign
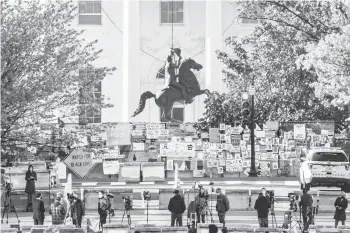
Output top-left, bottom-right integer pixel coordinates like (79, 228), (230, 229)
(103, 160), (120, 174)
(266, 121), (279, 130)
(64, 147), (96, 178)
(133, 143), (145, 151)
(106, 124), (131, 146)
(209, 128), (220, 143)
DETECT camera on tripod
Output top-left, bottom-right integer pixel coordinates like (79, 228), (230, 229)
(122, 196), (132, 210)
(143, 190), (151, 201)
(4, 181), (13, 196)
(288, 192), (299, 212)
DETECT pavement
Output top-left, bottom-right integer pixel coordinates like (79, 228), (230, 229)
(0, 210), (342, 230)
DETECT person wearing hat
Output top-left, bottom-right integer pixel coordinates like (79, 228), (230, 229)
(334, 191), (348, 227)
(33, 192), (45, 225)
(165, 47), (190, 104)
(49, 196), (66, 225)
(168, 189), (186, 226)
(216, 188), (230, 226)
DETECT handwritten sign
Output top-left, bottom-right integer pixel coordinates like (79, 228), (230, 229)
(106, 124), (131, 146)
(294, 124), (306, 140)
(103, 160), (120, 175)
(64, 147), (96, 178)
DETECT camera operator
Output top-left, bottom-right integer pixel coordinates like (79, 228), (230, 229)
(334, 191), (348, 228)
(216, 188), (230, 226)
(168, 189), (186, 226)
(299, 188), (313, 233)
(254, 188), (271, 230)
(195, 187), (207, 223)
(98, 191), (110, 228)
(25, 165), (37, 210)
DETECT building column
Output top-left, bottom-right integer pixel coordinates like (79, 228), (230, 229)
(122, 0), (141, 122)
(205, 1), (223, 93)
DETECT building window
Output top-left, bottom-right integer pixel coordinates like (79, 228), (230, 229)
(160, 107), (184, 122)
(78, 1), (102, 25)
(156, 66), (165, 79)
(79, 69), (102, 124)
(160, 1), (184, 24)
(242, 18), (258, 24)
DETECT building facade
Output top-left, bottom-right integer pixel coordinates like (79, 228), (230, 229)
(74, 0), (257, 124)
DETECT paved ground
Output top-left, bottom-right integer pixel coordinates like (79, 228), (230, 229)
(0, 210), (341, 230)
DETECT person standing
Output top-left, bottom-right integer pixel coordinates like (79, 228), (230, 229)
(299, 188), (313, 233)
(168, 189), (186, 226)
(49, 197), (66, 225)
(71, 193), (85, 228)
(254, 188), (271, 230)
(25, 165), (37, 211)
(33, 192), (45, 225)
(195, 188), (207, 223)
(216, 188), (230, 226)
(334, 191), (348, 228)
(98, 191), (110, 229)
(56, 192), (68, 213)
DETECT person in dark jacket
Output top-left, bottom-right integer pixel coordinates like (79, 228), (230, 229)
(195, 188), (207, 223)
(98, 191), (110, 229)
(71, 193), (85, 228)
(216, 188), (230, 226)
(25, 165), (37, 210)
(254, 188), (271, 229)
(334, 191), (348, 227)
(168, 189), (186, 226)
(299, 188), (313, 233)
(33, 192), (45, 225)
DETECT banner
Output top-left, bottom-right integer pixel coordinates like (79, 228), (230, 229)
(103, 160), (120, 174)
(106, 124), (131, 146)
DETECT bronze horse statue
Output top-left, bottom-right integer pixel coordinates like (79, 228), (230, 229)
(131, 58), (210, 122)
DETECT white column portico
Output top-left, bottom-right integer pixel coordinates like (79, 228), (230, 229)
(123, 0), (141, 122)
(205, 1), (223, 93)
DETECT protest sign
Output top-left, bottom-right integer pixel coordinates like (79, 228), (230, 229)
(106, 124), (131, 146)
(103, 160), (120, 175)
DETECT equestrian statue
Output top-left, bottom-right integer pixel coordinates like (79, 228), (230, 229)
(131, 48), (210, 122)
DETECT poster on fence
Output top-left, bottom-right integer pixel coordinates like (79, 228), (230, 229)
(103, 160), (120, 175)
(259, 162), (271, 177)
(293, 124), (306, 140)
(167, 160), (174, 170)
(106, 124), (131, 146)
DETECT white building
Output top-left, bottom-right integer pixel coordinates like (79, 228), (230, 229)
(75, 0), (257, 123)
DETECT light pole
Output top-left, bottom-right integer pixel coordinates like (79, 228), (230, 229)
(249, 76), (258, 177)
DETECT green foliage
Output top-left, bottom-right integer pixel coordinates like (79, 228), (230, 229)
(1, 0), (116, 157)
(199, 0), (350, 133)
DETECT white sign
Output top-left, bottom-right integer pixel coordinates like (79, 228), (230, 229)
(132, 143), (145, 151)
(104, 149), (120, 159)
(56, 162), (67, 179)
(103, 160), (120, 174)
(294, 124), (306, 140)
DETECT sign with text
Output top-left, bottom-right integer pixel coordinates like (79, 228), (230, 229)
(106, 124), (131, 146)
(64, 147), (96, 178)
(294, 124), (306, 140)
(103, 160), (120, 175)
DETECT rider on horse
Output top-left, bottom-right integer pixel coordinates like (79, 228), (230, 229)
(165, 48), (190, 104)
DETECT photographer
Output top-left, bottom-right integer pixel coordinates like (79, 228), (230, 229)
(25, 165), (37, 210)
(98, 191), (110, 228)
(168, 189), (186, 226)
(216, 188), (230, 226)
(299, 188), (313, 232)
(254, 188), (271, 229)
(195, 187), (207, 223)
(334, 191), (348, 228)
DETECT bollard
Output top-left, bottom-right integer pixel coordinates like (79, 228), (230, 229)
(248, 189), (251, 210)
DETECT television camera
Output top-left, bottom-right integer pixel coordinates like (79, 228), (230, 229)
(143, 190), (151, 201)
(3, 181), (13, 197)
(122, 196), (132, 210)
(288, 193), (299, 212)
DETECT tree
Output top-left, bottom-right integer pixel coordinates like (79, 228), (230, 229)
(1, 0), (116, 159)
(199, 0), (350, 132)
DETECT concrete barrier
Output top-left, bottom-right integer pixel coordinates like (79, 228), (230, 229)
(58, 228), (85, 233)
(1, 228), (18, 233)
(21, 225), (75, 233)
(103, 224), (129, 233)
(197, 223), (224, 233)
(255, 228), (282, 232)
(226, 226), (254, 233)
(142, 162), (165, 182)
(84, 188), (133, 210)
(226, 189), (250, 211)
(119, 162), (141, 182)
(134, 225), (161, 233)
(161, 226), (188, 233)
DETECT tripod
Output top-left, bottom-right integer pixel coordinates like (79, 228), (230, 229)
(1, 189), (20, 224)
(205, 199), (214, 223)
(282, 208), (303, 233)
(270, 197), (277, 228)
(145, 198), (150, 224)
(121, 206), (131, 227)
